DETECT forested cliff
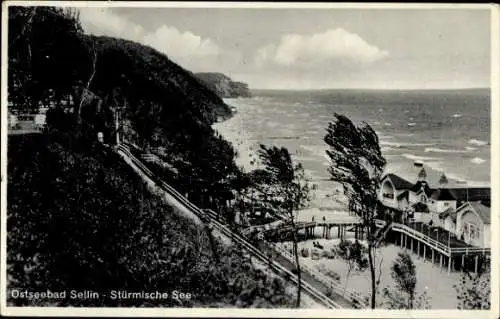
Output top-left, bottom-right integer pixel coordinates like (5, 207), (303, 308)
(7, 6), (291, 307)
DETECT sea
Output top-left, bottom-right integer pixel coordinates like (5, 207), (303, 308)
(214, 89), (491, 210)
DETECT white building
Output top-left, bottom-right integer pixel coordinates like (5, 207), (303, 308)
(378, 167), (491, 249)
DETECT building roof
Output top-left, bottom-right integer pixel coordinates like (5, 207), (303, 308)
(448, 188), (490, 203)
(411, 181), (434, 197)
(439, 207), (456, 222)
(430, 188), (457, 201)
(412, 202), (430, 213)
(418, 167), (427, 180)
(469, 201), (491, 224)
(384, 173), (414, 190)
(397, 190), (409, 201)
(457, 201), (491, 225)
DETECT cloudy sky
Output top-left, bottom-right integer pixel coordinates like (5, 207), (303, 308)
(78, 6), (491, 90)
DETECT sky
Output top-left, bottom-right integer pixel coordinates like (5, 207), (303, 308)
(78, 6), (491, 90)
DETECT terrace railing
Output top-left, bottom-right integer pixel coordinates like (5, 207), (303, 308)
(375, 219), (490, 256)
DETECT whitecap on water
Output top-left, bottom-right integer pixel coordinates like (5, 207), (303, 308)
(470, 157), (486, 164)
(424, 147), (470, 154)
(401, 153), (441, 161)
(468, 139), (489, 146)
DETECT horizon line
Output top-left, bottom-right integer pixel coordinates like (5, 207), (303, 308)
(250, 87), (490, 92)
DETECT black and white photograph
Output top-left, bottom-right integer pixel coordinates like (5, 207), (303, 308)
(1, 1), (498, 317)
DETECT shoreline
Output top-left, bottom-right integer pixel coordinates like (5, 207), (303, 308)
(214, 97), (489, 213)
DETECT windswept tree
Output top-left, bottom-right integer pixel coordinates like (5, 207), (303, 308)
(257, 144), (311, 308)
(324, 113), (387, 308)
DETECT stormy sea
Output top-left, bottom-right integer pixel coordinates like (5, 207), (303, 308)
(214, 88), (491, 210)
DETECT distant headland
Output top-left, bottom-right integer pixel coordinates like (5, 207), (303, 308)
(195, 72), (252, 98)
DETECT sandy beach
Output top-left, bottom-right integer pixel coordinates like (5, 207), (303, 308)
(276, 237), (463, 309)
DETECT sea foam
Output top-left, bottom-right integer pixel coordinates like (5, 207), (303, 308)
(401, 153), (441, 162)
(468, 139), (489, 146)
(424, 147), (470, 154)
(470, 157), (486, 164)
(380, 141), (435, 148)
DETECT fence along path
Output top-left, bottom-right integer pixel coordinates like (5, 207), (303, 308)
(116, 144), (349, 309)
(268, 241), (368, 308)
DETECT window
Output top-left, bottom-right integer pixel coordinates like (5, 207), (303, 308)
(464, 222), (480, 241)
(444, 202), (449, 207)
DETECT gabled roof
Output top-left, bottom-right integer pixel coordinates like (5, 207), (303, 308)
(397, 190), (409, 201)
(418, 168), (427, 180)
(430, 188), (457, 201)
(412, 181), (434, 197)
(469, 201), (491, 224)
(457, 201), (491, 225)
(383, 173), (414, 190)
(439, 207), (456, 222)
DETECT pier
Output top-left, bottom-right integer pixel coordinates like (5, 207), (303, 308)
(260, 218), (365, 241)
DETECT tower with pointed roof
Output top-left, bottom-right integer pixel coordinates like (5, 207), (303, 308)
(418, 167), (427, 182)
(439, 172), (448, 188)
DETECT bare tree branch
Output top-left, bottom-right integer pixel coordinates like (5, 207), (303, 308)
(76, 40), (98, 123)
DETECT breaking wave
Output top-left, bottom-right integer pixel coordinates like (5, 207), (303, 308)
(424, 147), (470, 154)
(468, 139), (489, 146)
(470, 157), (486, 164)
(401, 153), (441, 162)
(380, 141), (435, 148)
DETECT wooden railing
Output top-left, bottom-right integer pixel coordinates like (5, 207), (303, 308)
(267, 241), (367, 308)
(266, 218), (362, 234)
(116, 144), (346, 309)
(375, 220), (490, 256)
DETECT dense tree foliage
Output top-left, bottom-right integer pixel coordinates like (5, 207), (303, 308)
(7, 6), (287, 308)
(7, 133), (292, 307)
(8, 6), (241, 219)
(381, 252), (431, 309)
(454, 257), (491, 309)
(324, 113), (387, 309)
